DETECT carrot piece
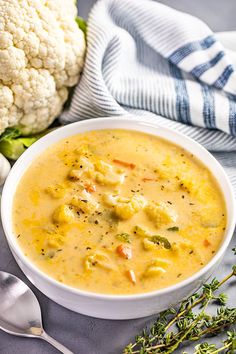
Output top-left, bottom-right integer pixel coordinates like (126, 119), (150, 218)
(84, 183), (96, 193)
(126, 270), (136, 284)
(116, 244), (132, 259)
(203, 239), (211, 247)
(113, 159), (136, 169)
(142, 177), (156, 182)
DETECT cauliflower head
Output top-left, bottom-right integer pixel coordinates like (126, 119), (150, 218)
(0, 0), (86, 135)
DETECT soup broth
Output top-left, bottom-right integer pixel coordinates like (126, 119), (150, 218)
(13, 130), (226, 294)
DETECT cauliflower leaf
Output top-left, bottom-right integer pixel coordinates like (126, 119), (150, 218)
(0, 127), (50, 160)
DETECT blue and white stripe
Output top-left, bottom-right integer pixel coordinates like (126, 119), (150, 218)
(190, 51), (225, 78)
(168, 35), (216, 65)
(61, 0), (236, 192)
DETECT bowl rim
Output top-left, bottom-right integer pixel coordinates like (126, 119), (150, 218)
(1, 116), (235, 301)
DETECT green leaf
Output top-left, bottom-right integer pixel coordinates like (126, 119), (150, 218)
(0, 139), (27, 160)
(0, 127), (50, 160)
(0, 127), (22, 140)
(216, 293), (228, 306)
(232, 338), (236, 350)
(232, 265), (236, 275)
(194, 342), (217, 354)
(18, 136), (38, 148)
(76, 16), (87, 36)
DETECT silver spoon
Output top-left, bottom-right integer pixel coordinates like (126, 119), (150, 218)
(0, 271), (74, 353)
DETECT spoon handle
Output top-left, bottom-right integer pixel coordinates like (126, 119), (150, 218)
(41, 330), (74, 354)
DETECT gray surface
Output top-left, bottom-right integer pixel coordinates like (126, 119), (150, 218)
(78, 0), (236, 31)
(0, 1), (236, 353)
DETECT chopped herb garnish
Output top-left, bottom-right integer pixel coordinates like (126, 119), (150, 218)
(167, 226), (179, 232)
(116, 233), (131, 244)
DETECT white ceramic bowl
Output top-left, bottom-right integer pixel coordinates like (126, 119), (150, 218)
(1, 117), (235, 320)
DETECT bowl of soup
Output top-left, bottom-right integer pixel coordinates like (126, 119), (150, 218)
(1, 117), (235, 319)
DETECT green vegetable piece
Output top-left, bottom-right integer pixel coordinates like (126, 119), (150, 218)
(76, 16), (87, 36)
(116, 233), (131, 244)
(0, 127), (51, 160)
(150, 235), (171, 249)
(133, 226), (150, 237)
(134, 225), (171, 248)
(167, 226), (179, 232)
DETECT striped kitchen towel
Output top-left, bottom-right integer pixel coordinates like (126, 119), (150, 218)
(61, 0), (236, 190)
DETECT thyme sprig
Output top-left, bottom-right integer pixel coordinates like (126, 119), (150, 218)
(124, 247), (236, 354)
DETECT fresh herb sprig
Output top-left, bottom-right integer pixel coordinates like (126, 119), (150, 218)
(124, 248), (236, 354)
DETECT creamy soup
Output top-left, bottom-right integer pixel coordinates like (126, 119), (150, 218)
(13, 130), (226, 295)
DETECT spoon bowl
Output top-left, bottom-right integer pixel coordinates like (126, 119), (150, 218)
(0, 271), (42, 337)
(0, 271), (74, 353)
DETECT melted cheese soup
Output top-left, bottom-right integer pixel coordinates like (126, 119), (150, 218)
(13, 130), (226, 294)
